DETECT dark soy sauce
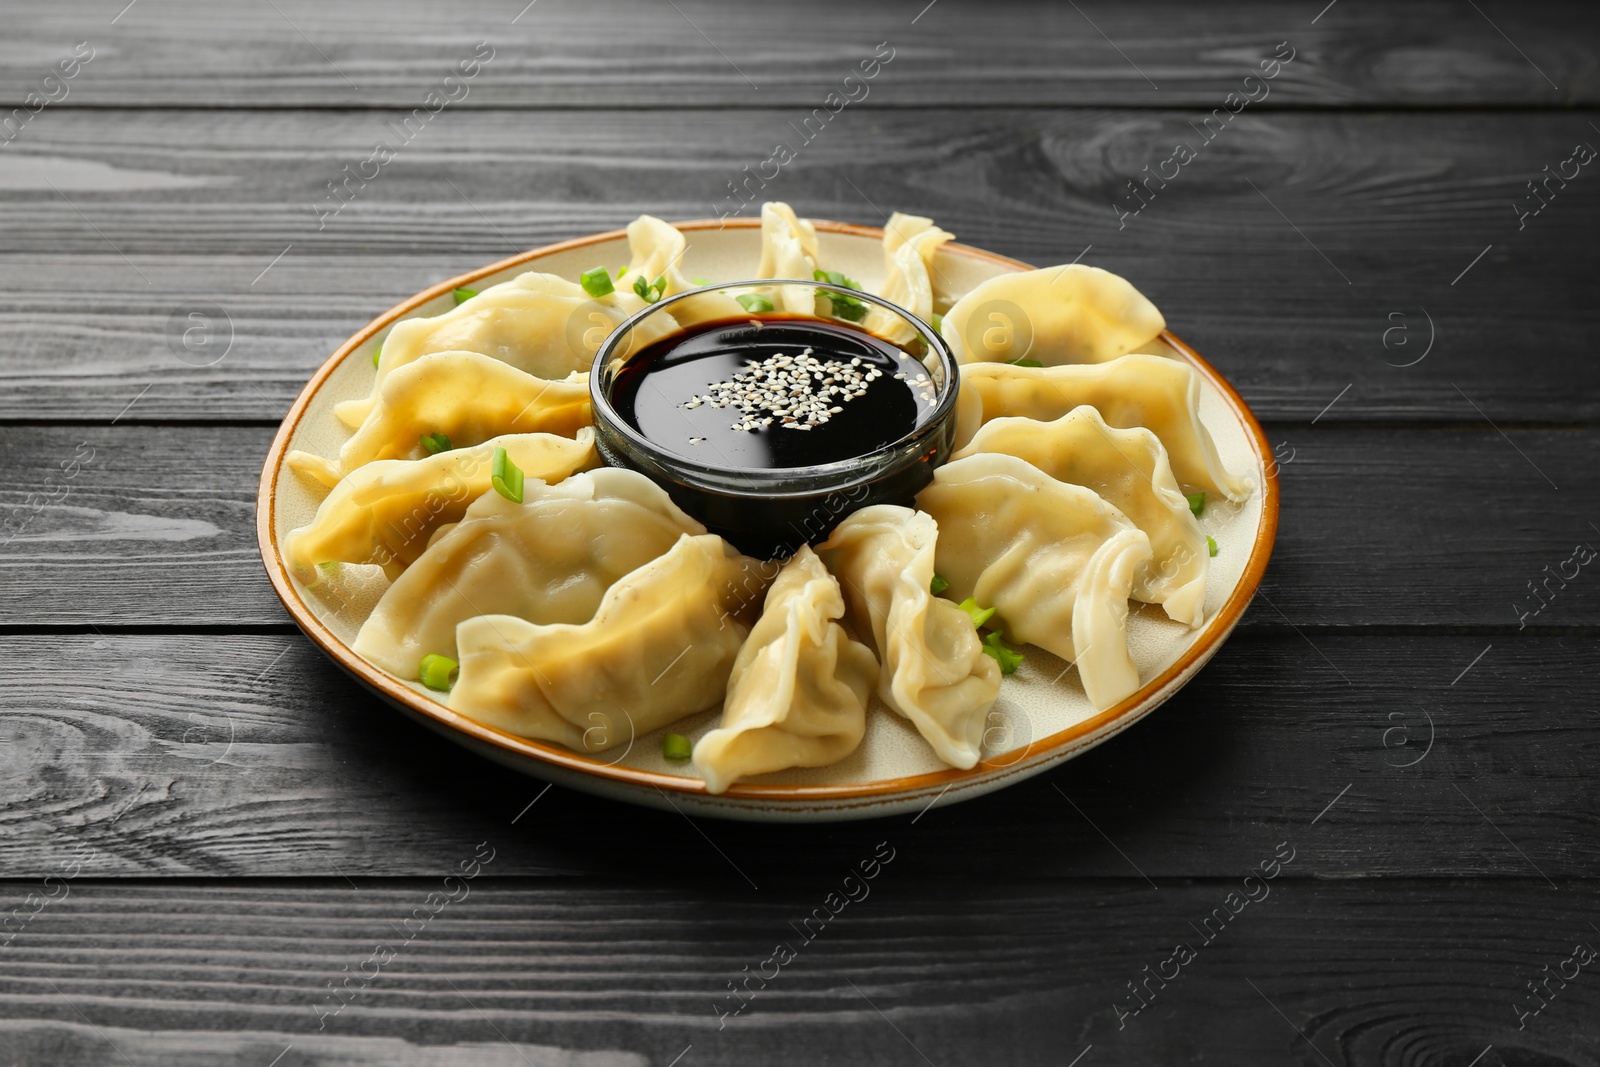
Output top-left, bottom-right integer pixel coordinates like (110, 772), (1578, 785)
(611, 316), (938, 469)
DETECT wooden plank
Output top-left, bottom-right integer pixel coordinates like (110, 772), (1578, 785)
(0, 108), (1595, 422)
(0, 879), (1593, 1064)
(0, 631), (1594, 879)
(0, 0), (1595, 108)
(2, 423), (1596, 628)
(10, 251), (1597, 425)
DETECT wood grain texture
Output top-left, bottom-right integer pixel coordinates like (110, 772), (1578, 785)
(0, 108), (1595, 422)
(0, 632), (1593, 879)
(0, 0), (1596, 108)
(2, 423), (1595, 627)
(0, 880), (1593, 1066)
(2, 5), (1597, 1063)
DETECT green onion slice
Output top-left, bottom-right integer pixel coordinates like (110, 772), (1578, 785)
(981, 631), (1024, 674)
(1207, 535), (1218, 557)
(813, 269), (860, 290)
(663, 733), (692, 761)
(580, 266), (614, 298)
(419, 432), (452, 455)
(929, 573), (950, 596)
(736, 293), (775, 314)
(930, 313), (944, 333)
(372, 342), (383, 368)
(1007, 357), (1044, 368)
(632, 274), (666, 304)
(957, 596), (996, 629)
(453, 287), (479, 305)
(419, 653), (459, 691)
(1186, 492), (1206, 517)
(491, 447), (524, 503)
(813, 270), (868, 321)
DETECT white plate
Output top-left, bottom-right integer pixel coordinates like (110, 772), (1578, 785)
(257, 219), (1279, 821)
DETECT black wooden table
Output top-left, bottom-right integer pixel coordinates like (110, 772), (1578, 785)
(2, 2), (1597, 1063)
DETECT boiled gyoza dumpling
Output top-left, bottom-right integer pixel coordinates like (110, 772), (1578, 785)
(284, 430), (597, 582)
(693, 546), (879, 794)
(865, 212), (954, 345)
(448, 532), (766, 752)
(755, 202), (821, 314)
(616, 214), (746, 326)
(953, 353), (1253, 501)
(941, 264), (1165, 365)
(953, 408), (1208, 628)
(756, 201), (820, 276)
(917, 453), (1152, 710)
(817, 505), (1000, 769)
(617, 214), (686, 290)
(352, 466), (708, 678)
(335, 271), (669, 429)
(290, 352), (591, 486)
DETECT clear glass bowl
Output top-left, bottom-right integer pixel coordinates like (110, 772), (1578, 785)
(590, 280), (960, 558)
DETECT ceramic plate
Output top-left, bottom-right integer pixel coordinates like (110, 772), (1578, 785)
(257, 219), (1279, 821)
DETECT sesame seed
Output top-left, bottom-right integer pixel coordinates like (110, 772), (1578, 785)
(685, 347), (902, 433)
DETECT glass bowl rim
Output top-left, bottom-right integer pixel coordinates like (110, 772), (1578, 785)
(588, 279), (961, 488)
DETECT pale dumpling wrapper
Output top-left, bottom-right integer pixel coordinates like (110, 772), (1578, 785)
(942, 264), (1165, 366)
(917, 453), (1152, 711)
(449, 532), (768, 752)
(817, 505), (1000, 770)
(617, 214), (746, 326)
(352, 467), (706, 678)
(284, 429), (597, 582)
(866, 212), (954, 346)
(289, 351), (592, 486)
(694, 546), (878, 794)
(755, 201), (822, 314)
(336, 271), (668, 429)
(954, 408), (1209, 628)
(953, 353), (1253, 502)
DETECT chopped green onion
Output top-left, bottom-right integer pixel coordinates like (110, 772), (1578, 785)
(317, 560), (341, 574)
(929, 573), (950, 596)
(632, 274), (666, 304)
(814, 269), (868, 321)
(372, 342), (383, 368)
(491, 446), (524, 503)
(419, 432), (452, 455)
(1007, 357), (1043, 368)
(453, 287), (479, 305)
(957, 596), (996, 629)
(736, 293), (775, 314)
(691, 276), (712, 286)
(813, 269), (859, 290)
(663, 733), (692, 761)
(419, 653), (459, 691)
(1186, 492), (1206, 517)
(930, 312), (944, 333)
(580, 266), (615, 298)
(981, 630), (1025, 674)
(1207, 535), (1218, 557)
